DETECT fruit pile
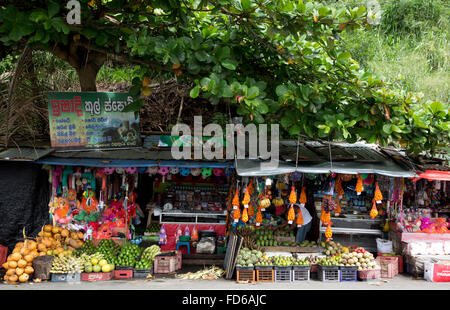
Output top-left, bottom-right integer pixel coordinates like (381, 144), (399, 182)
(141, 245), (161, 264)
(292, 257), (311, 266)
(2, 240), (36, 284)
(236, 248), (265, 267)
(95, 239), (120, 263)
(317, 255), (341, 266)
(135, 258), (153, 270)
(273, 256), (295, 266)
(255, 257), (273, 266)
(255, 228), (279, 247)
(80, 252), (114, 273)
(50, 255), (84, 274)
(115, 244), (143, 268)
(297, 240), (317, 247)
(37, 225), (84, 255)
(338, 248), (378, 270)
(74, 240), (96, 256)
(320, 240), (347, 256)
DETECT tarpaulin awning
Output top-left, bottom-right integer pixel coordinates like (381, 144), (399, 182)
(236, 159), (418, 178)
(412, 170), (450, 182)
(35, 156), (233, 168)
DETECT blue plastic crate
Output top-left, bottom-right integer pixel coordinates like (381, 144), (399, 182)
(51, 273), (81, 282)
(339, 266), (357, 282)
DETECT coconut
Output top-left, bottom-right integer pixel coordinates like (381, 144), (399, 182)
(25, 266), (34, 274)
(24, 254), (33, 263)
(11, 253), (22, 261)
(17, 259), (27, 268)
(8, 274), (18, 283)
(15, 268), (24, 276)
(6, 269), (15, 276)
(19, 273), (29, 283)
(8, 261), (18, 269)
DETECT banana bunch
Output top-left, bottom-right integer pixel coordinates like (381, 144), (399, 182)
(141, 245), (161, 262)
(50, 256), (84, 274)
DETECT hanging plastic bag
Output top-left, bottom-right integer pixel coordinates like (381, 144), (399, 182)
(184, 225), (191, 236)
(191, 226), (198, 241)
(175, 224), (183, 243)
(376, 238), (393, 254)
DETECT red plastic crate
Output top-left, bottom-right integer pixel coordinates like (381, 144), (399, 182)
(376, 256), (398, 278)
(377, 253), (403, 273)
(0, 244), (7, 267)
(113, 269), (133, 279)
(154, 255), (177, 274)
(81, 272), (113, 281)
(358, 268), (381, 281)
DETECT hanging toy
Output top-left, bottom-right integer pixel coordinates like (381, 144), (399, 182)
(158, 166), (169, 183)
(175, 225), (183, 243)
(191, 226), (198, 241)
(325, 223), (333, 241)
(180, 167), (191, 176)
(370, 199), (378, 218)
(355, 174), (364, 195)
(104, 167), (115, 175)
(242, 186), (250, 208)
(52, 166), (63, 193)
(191, 168), (201, 177)
(147, 166), (158, 175)
(115, 167), (124, 174)
(296, 208), (304, 227)
(374, 182), (383, 204)
(242, 207), (248, 223)
(255, 209), (263, 227)
(169, 167), (180, 175)
(95, 168), (107, 191)
(299, 186), (307, 207)
(81, 189), (99, 214)
(159, 225), (167, 245)
(201, 167), (212, 179)
(184, 225), (191, 236)
(67, 189), (81, 212)
(233, 206), (241, 223)
(54, 197), (72, 225)
(364, 174), (374, 185)
(125, 167), (137, 174)
(212, 168), (224, 176)
(232, 189), (240, 210)
(62, 166), (73, 189)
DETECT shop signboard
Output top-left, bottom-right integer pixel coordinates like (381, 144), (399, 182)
(48, 92), (141, 149)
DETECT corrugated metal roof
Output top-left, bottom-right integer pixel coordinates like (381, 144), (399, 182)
(0, 147), (54, 161)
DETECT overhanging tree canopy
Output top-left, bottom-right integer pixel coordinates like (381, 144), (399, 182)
(0, 0), (448, 155)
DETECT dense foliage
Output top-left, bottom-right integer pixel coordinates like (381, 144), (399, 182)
(0, 0), (448, 155)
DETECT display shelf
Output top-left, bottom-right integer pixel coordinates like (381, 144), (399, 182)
(159, 211), (227, 224)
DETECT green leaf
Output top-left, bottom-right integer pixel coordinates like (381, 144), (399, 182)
(247, 86), (260, 99)
(281, 115), (294, 128)
(289, 124), (301, 136)
(8, 26), (22, 41)
(338, 52), (351, 61)
(382, 124), (392, 134)
(215, 46), (230, 61)
(190, 85), (200, 98)
(221, 60), (236, 70)
(82, 28), (97, 40)
(430, 101), (443, 114)
(241, 0), (251, 11)
(276, 85), (289, 97)
(48, 1), (60, 18)
(195, 50), (209, 62)
(256, 102), (269, 114)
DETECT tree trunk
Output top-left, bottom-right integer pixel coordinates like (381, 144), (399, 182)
(49, 42), (106, 92)
(77, 64), (101, 92)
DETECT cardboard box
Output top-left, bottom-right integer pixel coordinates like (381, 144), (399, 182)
(424, 262), (450, 282)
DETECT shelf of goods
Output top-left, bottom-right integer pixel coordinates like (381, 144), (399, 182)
(262, 246), (319, 253)
(159, 211), (227, 225)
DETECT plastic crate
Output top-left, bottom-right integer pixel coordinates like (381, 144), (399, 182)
(377, 256), (399, 278)
(236, 267), (255, 283)
(274, 266), (293, 282)
(51, 273), (81, 282)
(114, 269), (133, 279)
(318, 265), (340, 282)
(377, 253), (403, 273)
(81, 272), (113, 281)
(255, 266), (274, 282)
(357, 268), (381, 281)
(292, 266), (310, 282)
(154, 255), (177, 274)
(339, 266), (357, 282)
(134, 268), (154, 279)
(0, 244), (7, 267)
